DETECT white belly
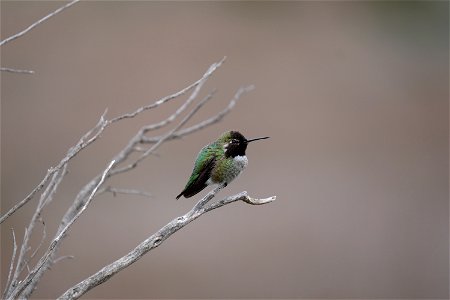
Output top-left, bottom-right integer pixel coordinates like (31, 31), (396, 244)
(207, 155), (249, 186)
(224, 155), (248, 184)
(233, 155), (248, 171)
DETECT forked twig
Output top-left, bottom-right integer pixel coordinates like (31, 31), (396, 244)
(7, 160), (116, 300)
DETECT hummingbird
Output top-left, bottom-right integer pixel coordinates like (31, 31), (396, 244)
(176, 131), (269, 199)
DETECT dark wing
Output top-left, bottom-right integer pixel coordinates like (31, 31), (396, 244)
(176, 157), (215, 199)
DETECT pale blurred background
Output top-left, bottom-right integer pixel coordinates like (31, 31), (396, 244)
(1, 1), (448, 299)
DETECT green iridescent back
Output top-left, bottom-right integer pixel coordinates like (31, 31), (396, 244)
(184, 141), (219, 188)
(184, 132), (231, 188)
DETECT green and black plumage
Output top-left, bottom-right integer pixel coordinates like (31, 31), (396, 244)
(176, 131), (269, 199)
(176, 132), (230, 199)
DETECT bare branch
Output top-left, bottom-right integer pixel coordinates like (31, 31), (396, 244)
(193, 183), (226, 211)
(97, 186), (152, 198)
(52, 67), (226, 254)
(53, 255), (75, 265)
(132, 146), (161, 155)
(0, 111), (107, 224)
(5, 58), (251, 298)
(0, 58), (226, 225)
(0, 67), (35, 74)
(28, 220), (47, 265)
(205, 192), (277, 212)
(141, 85), (255, 144)
(3, 229), (17, 298)
(5, 226), (28, 298)
(1, 173), (48, 224)
(109, 57), (225, 124)
(107, 75), (220, 179)
(109, 90), (216, 177)
(6, 159), (67, 298)
(57, 188), (276, 300)
(7, 160), (116, 300)
(36, 68), (243, 296)
(0, 0), (80, 47)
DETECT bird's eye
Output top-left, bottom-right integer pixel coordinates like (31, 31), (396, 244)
(232, 139), (238, 144)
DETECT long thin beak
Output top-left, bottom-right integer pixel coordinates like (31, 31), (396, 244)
(246, 136), (270, 143)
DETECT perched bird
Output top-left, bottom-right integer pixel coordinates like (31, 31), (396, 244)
(176, 131), (269, 199)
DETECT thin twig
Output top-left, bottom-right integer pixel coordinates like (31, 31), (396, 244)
(3, 229), (17, 298)
(7, 160), (116, 300)
(0, 111), (107, 224)
(97, 187), (152, 198)
(5, 226), (29, 298)
(109, 90), (216, 177)
(132, 146), (160, 155)
(106, 68), (221, 178)
(0, 67), (35, 74)
(53, 255), (75, 265)
(28, 220), (47, 264)
(140, 64), (218, 134)
(108, 57), (225, 124)
(57, 188), (275, 300)
(6, 164), (68, 298)
(0, 0), (80, 46)
(141, 85), (255, 144)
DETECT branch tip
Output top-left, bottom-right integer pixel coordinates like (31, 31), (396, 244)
(243, 195), (276, 205)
